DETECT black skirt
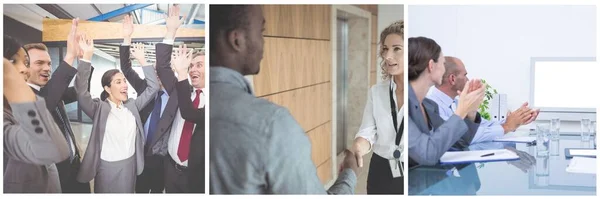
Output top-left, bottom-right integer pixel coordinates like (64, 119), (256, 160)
(366, 152), (404, 194)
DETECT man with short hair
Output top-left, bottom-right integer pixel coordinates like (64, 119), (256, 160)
(209, 5), (358, 194)
(427, 56), (540, 144)
(24, 19), (91, 193)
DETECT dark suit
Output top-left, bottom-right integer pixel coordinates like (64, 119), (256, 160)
(175, 80), (205, 193)
(30, 60), (91, 193)
(155, 43), (203, 193)
(120, 45), (166, 193)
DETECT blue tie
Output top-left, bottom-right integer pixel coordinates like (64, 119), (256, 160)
(147, 91), (164, 146)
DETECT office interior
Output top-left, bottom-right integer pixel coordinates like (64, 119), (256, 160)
(242, 4), (403, 194)
(407, 5), (596, 195)
(3, 3), (205, 191)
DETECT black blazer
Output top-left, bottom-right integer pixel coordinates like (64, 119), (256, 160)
(119, 45), (155, 123)
(30, 60), (93, 193)
(156, 43), (204, 192)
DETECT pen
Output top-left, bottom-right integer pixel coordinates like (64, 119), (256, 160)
(480, 153), (495, 157)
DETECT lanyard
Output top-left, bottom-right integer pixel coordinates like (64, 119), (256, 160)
(389, 84), (404, 148)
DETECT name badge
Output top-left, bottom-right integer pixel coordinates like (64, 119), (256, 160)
(389, 159), (403, 178)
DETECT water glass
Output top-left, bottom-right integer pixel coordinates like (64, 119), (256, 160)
(535, 156), (550, 187)
(549, 139), (560, 156)
(550, 118), (560, 140)
(581, 119), (591, 141)
(536, 123), (550, 157)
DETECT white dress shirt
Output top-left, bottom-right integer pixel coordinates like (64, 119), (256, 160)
(427, 87), (505, 144)
(27, 82), (77, 158)
(168, 87), (205, 166)
(100, 100), (137, 161)
(355, 79), (406, 161)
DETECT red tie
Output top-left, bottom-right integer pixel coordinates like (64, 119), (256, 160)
(177, 89), (201, 162)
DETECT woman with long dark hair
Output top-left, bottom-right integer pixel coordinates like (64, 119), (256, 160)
(73, 34), (159, 193)
(3, 35), (69, 193)
(407, 36), (484, 166)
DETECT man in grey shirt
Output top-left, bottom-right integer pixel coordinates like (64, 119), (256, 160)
(209, 5), (359, 194)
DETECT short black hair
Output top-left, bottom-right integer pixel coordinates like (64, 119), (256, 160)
(209, 5), (252, 55)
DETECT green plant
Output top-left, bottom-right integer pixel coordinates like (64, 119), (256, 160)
(478, 79), (498, 120)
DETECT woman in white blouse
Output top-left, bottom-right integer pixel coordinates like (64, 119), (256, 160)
(352, 20), (405, 194)
(74, 34), (159, 193)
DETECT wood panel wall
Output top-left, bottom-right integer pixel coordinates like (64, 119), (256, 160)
(42, 19), (203, 42)
(255, 5), (333, 184)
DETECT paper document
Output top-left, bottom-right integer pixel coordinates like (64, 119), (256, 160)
(493, 136), (536, 143)
(566, 157), (596, 174)
(570, 149), (597, 157)
(440, 149), (520, 164)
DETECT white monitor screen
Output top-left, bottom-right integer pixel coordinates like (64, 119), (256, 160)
(534, 60), (597, 110)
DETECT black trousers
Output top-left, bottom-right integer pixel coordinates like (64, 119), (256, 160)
(164, 155), (190, 193)
(56, 155), (91, 193)
(135, 154), (165, 193)
(366, 153), (404, 194)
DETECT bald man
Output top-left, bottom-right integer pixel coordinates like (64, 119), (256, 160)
(426, 56), (540, 144)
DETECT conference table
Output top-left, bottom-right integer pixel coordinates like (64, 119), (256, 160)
(408, 134), (596, 195)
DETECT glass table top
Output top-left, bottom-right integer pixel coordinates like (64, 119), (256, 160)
(408, 135), (597, 195)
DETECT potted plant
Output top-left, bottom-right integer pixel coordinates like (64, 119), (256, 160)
(478, 79), (498, 120)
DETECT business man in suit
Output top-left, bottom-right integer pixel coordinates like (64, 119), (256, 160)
(23, 19), (91, 193)
(152, 5), (205, 193)
(427, 56), (539, 144)
(120, 14), (168, 193)
(171, 46), (205, 193)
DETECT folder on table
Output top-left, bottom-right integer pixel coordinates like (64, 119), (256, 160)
(566, 157), (596, 174)
(440, 149), (520, 165)
(565, 148), (597, 158)
(493, 136), (536, 143)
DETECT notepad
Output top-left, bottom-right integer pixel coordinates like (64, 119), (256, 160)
(565, 148), (597, 158)
(493, 136), (536, 143)
(566, 157), (596, 174)
(439, 149), (520, 164)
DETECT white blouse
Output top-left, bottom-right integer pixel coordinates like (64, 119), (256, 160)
(100, 100), (137, 161)
(355, 79), (406, 161)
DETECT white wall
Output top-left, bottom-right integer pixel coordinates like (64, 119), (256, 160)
(408, 5), (596, 131)
(376, 4), (405, 82)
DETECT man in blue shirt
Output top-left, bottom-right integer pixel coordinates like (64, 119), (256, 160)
(427, 56), (539, 144)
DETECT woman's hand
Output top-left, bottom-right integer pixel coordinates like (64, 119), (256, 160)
(455, 79), (485, 119)
(352, 137), (371, 168)
(131, 43), (147, 66)
(4, 58), (36, 103)
(78, 33), (95, 61)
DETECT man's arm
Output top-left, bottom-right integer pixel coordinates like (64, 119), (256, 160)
(176, 80), (202, 123)
(39, 60), (77, 110)
(265, 108), (356, 194)
(470, 118), (504, 144)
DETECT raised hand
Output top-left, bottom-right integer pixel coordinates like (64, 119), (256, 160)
(123, 14), (134, 44)
(165, 5), (186, 40)
(131, 43), (147, 66)
(78, 33), (95, 61)
(65, 18), (80, 65)
(173, 44), (193, 80)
